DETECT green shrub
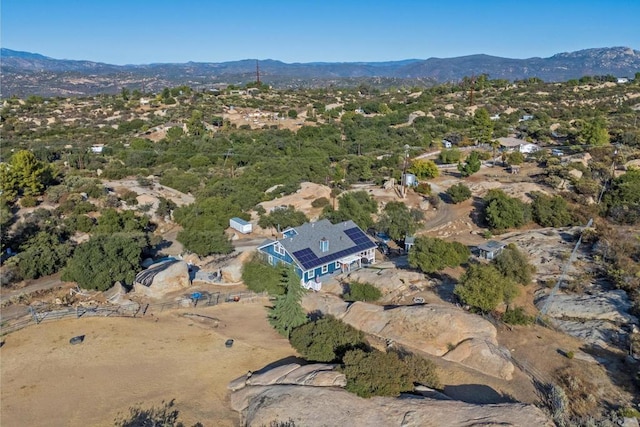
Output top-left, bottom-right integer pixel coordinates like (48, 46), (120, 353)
(438, 148), (462, 164)
(493, 244), (535, 285)
(343, 282), (382, 302)
(502, 307), (534, 325)
(241, 254), (286, 295)
(64, 214), (95, 233)
(342, 349), (439, 398)
(20, 195), (37, 207)
(311, 197), (330, 208)
(289, 316), (367, 362)
(120, 189), (139, 206)
(446, 183), (472, 203)
(414, 183), (431, 195)
(618, 407), (640, 419)
(565, 351), (574, 359)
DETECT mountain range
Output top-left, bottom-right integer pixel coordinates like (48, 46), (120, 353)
(1, 47), (639, 97)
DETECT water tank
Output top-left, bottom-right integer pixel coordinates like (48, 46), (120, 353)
(403, 173), (417, 187)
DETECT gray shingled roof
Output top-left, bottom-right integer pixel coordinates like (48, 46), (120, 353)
(279, 219), (376, 270)
(477, 240), (506, 252)
(497, 137), (527, 148)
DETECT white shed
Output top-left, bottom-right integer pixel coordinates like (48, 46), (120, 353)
(230, 217), (252, 234)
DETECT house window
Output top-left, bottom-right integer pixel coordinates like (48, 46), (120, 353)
(308, 269), (315, 279)
(335, 261), (340, 269)
(268, 255), (274, 265)
(322, 264), (328, 274)
(274, 243), (285, 256)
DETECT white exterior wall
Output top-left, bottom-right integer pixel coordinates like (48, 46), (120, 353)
(230, 219), (252, 234)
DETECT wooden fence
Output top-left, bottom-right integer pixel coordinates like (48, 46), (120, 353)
(0, 291), (268, 336)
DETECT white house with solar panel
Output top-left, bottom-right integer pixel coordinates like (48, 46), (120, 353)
(257, 219), (377, 290)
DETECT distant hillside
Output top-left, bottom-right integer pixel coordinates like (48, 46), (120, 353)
(1, 47), (638, 97)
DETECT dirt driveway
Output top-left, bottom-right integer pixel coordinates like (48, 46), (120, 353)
(0, 299), (296, 426)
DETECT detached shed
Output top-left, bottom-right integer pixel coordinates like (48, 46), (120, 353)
(477, 240), (506, 260)
(230, 217), (252, 234)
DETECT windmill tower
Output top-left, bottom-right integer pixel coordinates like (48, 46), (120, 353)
(256, 60), (261, 86)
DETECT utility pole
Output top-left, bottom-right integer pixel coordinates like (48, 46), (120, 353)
(256, 60), (260, 86)
(401, 144), (410, 198)
(468, 75), (476, 107)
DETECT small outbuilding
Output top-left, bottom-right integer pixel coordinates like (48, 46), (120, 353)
(230, 217), (252, 234)
(477, 240), (506, 260)
(404, 236), (416, 253)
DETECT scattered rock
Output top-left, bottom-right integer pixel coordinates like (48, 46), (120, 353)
(103, 281), (127, 304)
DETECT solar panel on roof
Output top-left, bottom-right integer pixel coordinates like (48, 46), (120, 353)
(291, 227), (376, 270)
(344, 227), (375, 246)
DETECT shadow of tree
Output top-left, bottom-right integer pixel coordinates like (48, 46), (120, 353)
(469, 196), (487, 228)
(431, 272), (458, 303)
(443, 383), (517, 404)
(251, 356), (310, 376)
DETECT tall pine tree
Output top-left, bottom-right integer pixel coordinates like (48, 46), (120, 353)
(268, 266), (308, 338)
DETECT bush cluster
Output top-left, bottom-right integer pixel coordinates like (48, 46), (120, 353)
(342, 282), (382, 302)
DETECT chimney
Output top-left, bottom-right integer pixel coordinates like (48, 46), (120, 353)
(320, 237), (329, 253)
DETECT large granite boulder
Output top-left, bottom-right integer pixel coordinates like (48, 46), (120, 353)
(443, 339), (514, 380)
(230, 384), (552, 427)
(301, 294), (514, 380)
(228, 363), (346, 392)
(343, 269), (432, 302)
(302, 293), (350, 318)
(341, 301), (497, 356)
(133, 260), (190, 298)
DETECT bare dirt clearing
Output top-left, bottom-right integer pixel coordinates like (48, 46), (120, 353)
(0, 300), (295, 427)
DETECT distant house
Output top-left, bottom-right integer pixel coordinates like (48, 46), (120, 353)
(490, 114), (501, 121)
(139, 98), (151, 106)
(257, 219), (377, 289)
(617, 77), (629, 84)
(497, 137), (539, 154)
(442, 139), (453, 149)
(498, 137), (526, 151)
(520, 143), (540, 154)
(477, 240), (506, 260)
(519, 114), (534, 122)
(90, 144), (104, 154)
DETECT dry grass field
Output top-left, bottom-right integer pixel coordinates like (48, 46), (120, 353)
(1, 300), (296, 426)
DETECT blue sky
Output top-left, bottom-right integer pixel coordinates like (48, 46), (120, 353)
(2, 0), (638, 64)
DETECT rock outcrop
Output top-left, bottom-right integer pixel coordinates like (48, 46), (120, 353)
(230, 383), (552, 427)
(302, 293), (514, 380)
(443, 339), (514, 381)
(542, 289), (635, 323)
(229, 363), (346, 392)
(341, 269), (432, 303)
(537, 288), (638, 347)
(133, 260), (190, 298)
